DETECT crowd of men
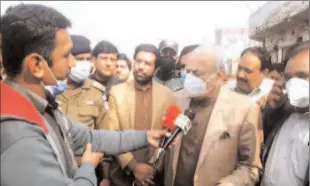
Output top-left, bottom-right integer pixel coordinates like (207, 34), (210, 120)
(0, 3), (309, 186)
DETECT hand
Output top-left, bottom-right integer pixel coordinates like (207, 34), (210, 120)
(81, 143), (104, 167)
(99, 179), (110, 186)
(147, 130), (171, 148)
(256, 95), (268, 110)
(267, 76), (286, 109)
(134, 163), (155, 185)
(174, 134), (182, 146)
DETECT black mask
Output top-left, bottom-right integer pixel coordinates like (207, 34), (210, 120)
(156, 56), (175, 81)
(159, 56), (175, 72)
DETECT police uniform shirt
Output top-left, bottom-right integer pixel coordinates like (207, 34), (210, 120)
(56, 79), (109, 130)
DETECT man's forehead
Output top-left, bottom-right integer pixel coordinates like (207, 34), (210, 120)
(55, 29), (72, 50)
(136, 51), (155, 59)
(56, 29), (71, 43)
(98, 53), (117, 58)
(239, 52), (261, 69)
(117, 60), (127, 65)
(285, 49), (309, 73)
(187, 50), (217, 71)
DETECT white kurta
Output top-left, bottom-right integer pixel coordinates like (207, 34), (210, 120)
(261, 112), (309, 186)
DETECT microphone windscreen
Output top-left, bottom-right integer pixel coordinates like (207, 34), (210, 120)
(161, 104), (182, 130)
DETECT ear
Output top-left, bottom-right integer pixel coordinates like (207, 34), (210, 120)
(24, 53), (45, 79)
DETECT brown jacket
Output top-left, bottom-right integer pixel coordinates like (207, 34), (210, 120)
(164, 87), (263, 186)
(107, 80), (174, 169)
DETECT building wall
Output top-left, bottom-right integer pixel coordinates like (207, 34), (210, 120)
(249, 1), (309, 39)
(249, 1), (284, 34)
(215, 28), (261, 75)
(264, 23), (308, 63)
(249, 1), (309, 64)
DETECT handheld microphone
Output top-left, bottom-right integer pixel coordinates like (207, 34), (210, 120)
(159, 104), (182, 148)
(155, 109), (195, 165)
(132, 108), (194, 186)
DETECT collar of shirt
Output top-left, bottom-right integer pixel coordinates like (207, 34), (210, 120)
(4, 79), (58, 114)
(226, 78), (274, 100)
(249, 78), (274, 96)
(134, 81), (152, 92)
(81, 79), (92, 89)
(89, 73), (108, 86)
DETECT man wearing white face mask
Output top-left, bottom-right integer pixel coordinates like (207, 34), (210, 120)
(56, 34), (109, 130)
(56, 35), (112, 186)
(1, 4), (171, 186)
(261, 43), (309, 186)
(46, 35), (94, 97)
(164, 46), (263, 186)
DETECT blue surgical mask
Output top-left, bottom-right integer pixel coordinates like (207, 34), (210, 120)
(46, 80), (67, 97)
(180, 71), (187, 81)
(183, 73), (216, 97)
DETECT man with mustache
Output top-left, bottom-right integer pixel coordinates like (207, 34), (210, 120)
(107, 44), (174, 186)
(55, 35), (111, 186)
(0, 4), (170, 186)
(163, 45), (263, 186)
(260, 43), (309, 186)
(56, 34), (109, 130)
(226, 47), (274, 109)
(89, 40), (124, 100)
(116, 53), (132, 82)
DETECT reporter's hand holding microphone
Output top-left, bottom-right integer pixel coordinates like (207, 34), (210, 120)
(133, 130), (172, 186)
(79, 105), (192, 186)
(80, 130), (172, 167)
(133, 105), (195, 186)
(132, 130), (173, 186)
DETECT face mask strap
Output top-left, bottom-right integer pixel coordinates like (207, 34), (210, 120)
(200, 70), (219, 85)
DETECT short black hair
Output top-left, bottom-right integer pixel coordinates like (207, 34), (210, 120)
(1, 4), (71, 77)
(133, 44), (160, 68)
(270, 63), (285, 73)
(92, 40), (118, 58)
(117, 53), (132, 71)
(241, 46), (271, 72)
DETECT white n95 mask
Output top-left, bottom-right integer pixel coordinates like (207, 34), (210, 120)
(69, 61), (93, 83)
(183, 73), (216, 97)
(286, 77), (309, 108)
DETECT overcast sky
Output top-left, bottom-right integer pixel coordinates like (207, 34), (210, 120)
(1, 1), (266, 57)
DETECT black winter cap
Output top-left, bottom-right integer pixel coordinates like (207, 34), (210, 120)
(71, 35), (91, 56)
